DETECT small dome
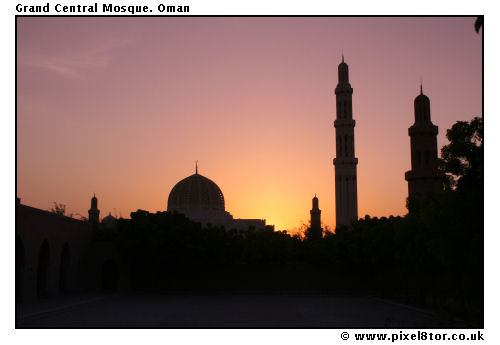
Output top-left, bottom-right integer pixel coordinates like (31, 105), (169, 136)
(414, 85), (430, 105)
(338, 55), (348, 68)
(312, 195), (319, 208)
(413, 86), (432, 124)
(338, 56), (349, 83)
(168, 173), (225, 212)
(414, 92), (430, 117)
(101, 213), (117, 224)
(415, 93), (429, 104)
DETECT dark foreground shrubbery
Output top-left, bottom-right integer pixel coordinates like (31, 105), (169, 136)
(93, 117), (483, 326)
(93, 188), (482, 326)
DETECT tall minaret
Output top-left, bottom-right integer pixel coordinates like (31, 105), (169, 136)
(309, 194), (323, 239)
(88, 194), (100, 224)
(405, 85), (441, 199)
(333, 56), (358, 227)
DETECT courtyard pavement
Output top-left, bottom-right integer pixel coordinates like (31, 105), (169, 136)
(16, 292), (464, 328)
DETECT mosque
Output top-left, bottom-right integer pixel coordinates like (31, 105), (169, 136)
(86, 162), (274, 232)
(167, 164), (274, 232)
(16, 57), (441, 304)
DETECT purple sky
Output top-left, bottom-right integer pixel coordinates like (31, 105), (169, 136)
(17, 17), (482, 230)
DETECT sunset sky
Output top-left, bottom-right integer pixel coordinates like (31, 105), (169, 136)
(16, 17), (482, 231)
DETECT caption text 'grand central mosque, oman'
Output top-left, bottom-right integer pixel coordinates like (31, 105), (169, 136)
(333, 57), (358, 227)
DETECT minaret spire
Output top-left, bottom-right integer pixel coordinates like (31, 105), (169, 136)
(309, 194), (322, 240)
(88, 194), (100, 224)
(333, 57), (358, 228)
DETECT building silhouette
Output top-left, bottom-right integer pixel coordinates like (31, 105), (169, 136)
(167, 165), (273, 232)
(309, 194), (322, 239)
(405, 86), (441, 199)
(101, 212), (118, 228)
(16, 195), (128, 303)
(88, 194), (99, 224)
(333, 57), (358, 227)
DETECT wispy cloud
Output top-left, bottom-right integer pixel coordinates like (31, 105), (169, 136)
(22, 54), (110, 79)
(20, 37), (135, 80)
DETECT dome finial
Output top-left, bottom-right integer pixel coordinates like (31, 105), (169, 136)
(420, 77), (423, 95)
(196, 160), (198, 174)
(342, 50), (344, 63)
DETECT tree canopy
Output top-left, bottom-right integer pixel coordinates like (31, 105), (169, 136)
(439, 116), (483, 192)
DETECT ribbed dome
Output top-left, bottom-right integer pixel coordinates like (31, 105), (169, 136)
(167, 173), (225, 212)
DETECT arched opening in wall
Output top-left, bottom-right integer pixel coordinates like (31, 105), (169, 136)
(16, 235), (24, 303)
(37, 240), (50, 299)
(59, 243), (71, 295)
(102, 260), (119, 292)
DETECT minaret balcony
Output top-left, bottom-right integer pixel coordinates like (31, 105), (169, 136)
(334, 119), (356, 127)
(333, 157), (358, 165)
(405, 170), (441, 181)
(335, 85), (353, 93)
(408, 124), (438, 136)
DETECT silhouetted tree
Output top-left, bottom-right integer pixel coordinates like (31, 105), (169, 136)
(438, 117), (483, 191)
(74, 213), (88, 221)
(394, 117), (484, 324)
(49, 202), (68, 216)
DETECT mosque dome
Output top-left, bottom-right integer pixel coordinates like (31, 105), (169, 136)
(167, 172), (225, 212)
(102, 213), (117, 223)
(101, 212), (117, 228)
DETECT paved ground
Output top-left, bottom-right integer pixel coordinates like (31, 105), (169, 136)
(16, 293), (454, 328)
